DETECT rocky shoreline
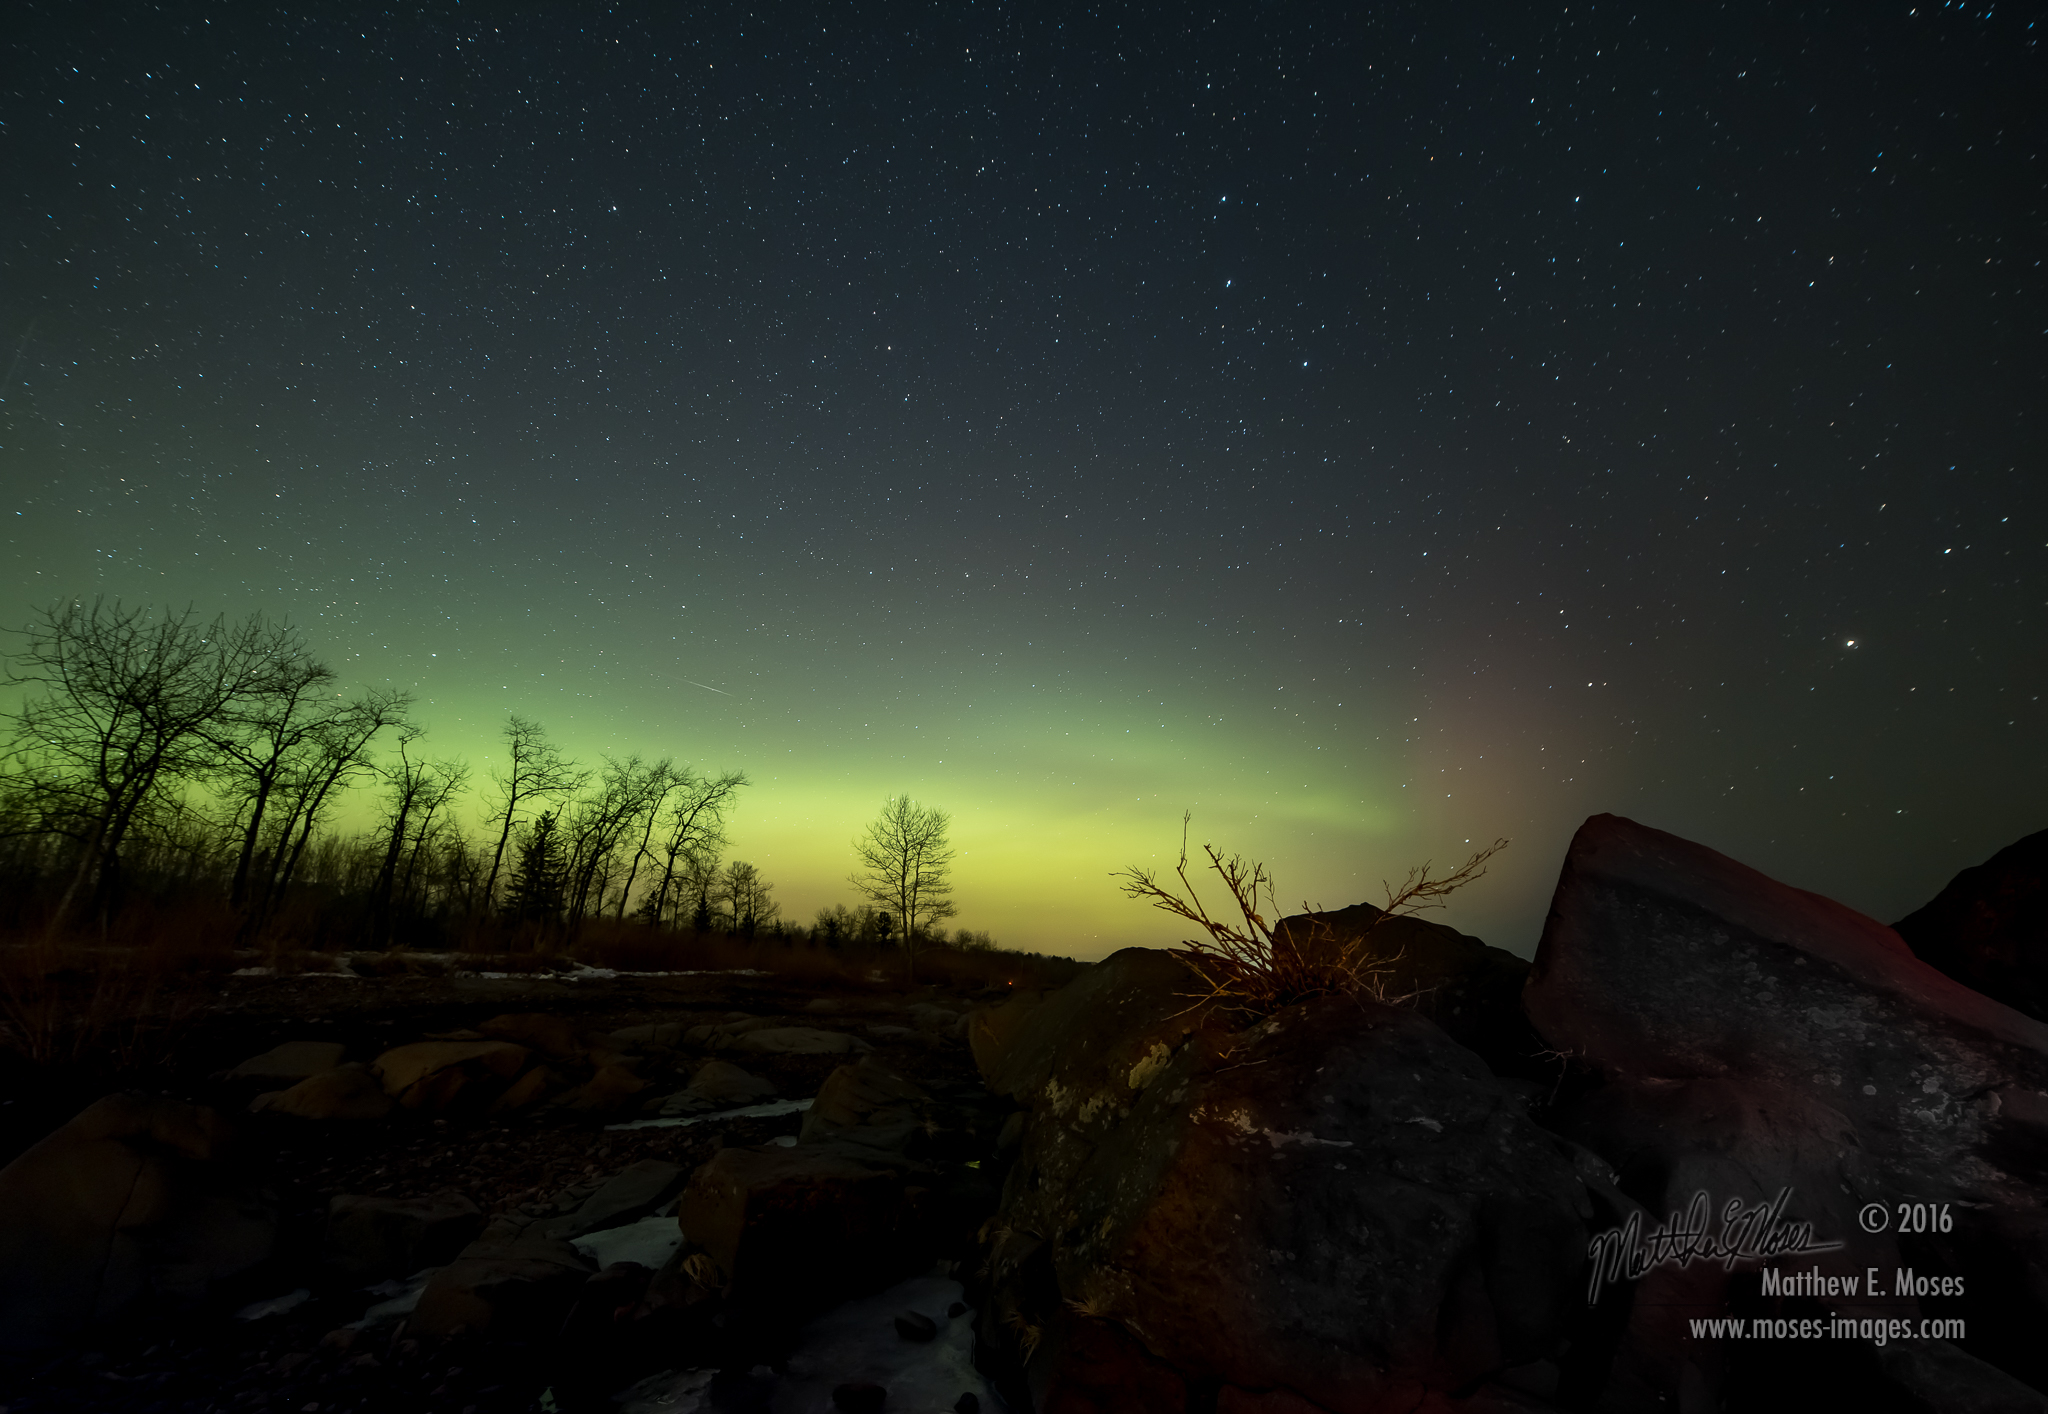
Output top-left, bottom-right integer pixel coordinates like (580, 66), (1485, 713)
(2, 817), (2045, 1413)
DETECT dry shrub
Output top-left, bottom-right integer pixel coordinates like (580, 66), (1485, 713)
(1116, 815), (1506, 1018)
(579, 925), (872, 987)
(447, 949), (556, 974)
(561, 919), (1082, 992)
(0, 934), (223, 1069)
(0, 887), (236, 1069)
(336, 949), (450, 978)
(908, 944), (1084, 993)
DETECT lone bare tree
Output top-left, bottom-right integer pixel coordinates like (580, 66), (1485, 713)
(480, 715), (584, 914)
(849, 794), (958, 980)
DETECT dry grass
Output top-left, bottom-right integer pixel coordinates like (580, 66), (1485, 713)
(1115, 814), (1506, 1018)
(0, 888), (1084, 1073)
(0, 930), (229, 1069)
(573, 920), (1080, 991)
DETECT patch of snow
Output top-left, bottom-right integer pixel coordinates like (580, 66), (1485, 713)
(234, 1288), (310, 1321)
(451, 966), (773, 981)
(230, 967), (276, 977)
(616, 1368), (717, 1412)
(575, 1214), (683, 1271)
(605, 1097), (813, 1132)
(1404, 1116), (1443, 1133)
(768, 1275), (1006, 1413)
(770, 1134), (798, 1148)
(1260, 1129), (1355, 1150)
(350, 1266), (441, 1329)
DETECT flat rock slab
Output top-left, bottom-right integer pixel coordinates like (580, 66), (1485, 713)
(372, 1040), (531, 1095)
(411, 1233), (593, 1338)
(611, 1022), (686, 1047)
(227, 1041), (346, 1085)
(688, 1059), (779, 1103)
(253, 1064), (392, 1120)
(728, 1027), (871, 1056)
(326, 1191), (483, 1283)
(541, 1159), (685, 1240)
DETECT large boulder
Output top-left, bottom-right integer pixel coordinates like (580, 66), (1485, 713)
(976, 948), (1202, 1105)
(0, 1094), (276, 1352)
(799, 1054), (927, 1154)
(982, 948), (1593, 1413)
(1525, 814), (2048, 1405)
(1271, 904), (1543, 1078)
(1894, 827), (2048, 1022)
(676, 1139), (931, 1322)
(966, 988), (1046, 1083)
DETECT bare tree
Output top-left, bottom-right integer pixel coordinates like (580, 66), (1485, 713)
(364, 725), (468, 946)
(638, 768), (748, 927)
(244, 688), (411, 934)
(3, 598), (281, 933)
(561, 754), (663, 933)
(479, 716), (583, 913)
(200, 615), (339, 911)
(849, 794), (958, 980)
(613, 758), (677, 920)
(396, 757), (468, 916)
(721, 859), (777, 936)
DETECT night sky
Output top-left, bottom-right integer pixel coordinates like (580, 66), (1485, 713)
(4, 2), (2043, 959)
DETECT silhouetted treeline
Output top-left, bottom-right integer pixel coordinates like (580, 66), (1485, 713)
(0, 597), (1021, 963)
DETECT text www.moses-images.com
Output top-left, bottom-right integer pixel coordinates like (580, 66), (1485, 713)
(1690, 1317), (1967, 1344)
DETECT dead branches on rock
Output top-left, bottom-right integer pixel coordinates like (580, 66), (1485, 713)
(1114, 815), (1506, 1018)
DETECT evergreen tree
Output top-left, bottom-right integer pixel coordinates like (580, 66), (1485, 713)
(506, 809), (566, 923)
